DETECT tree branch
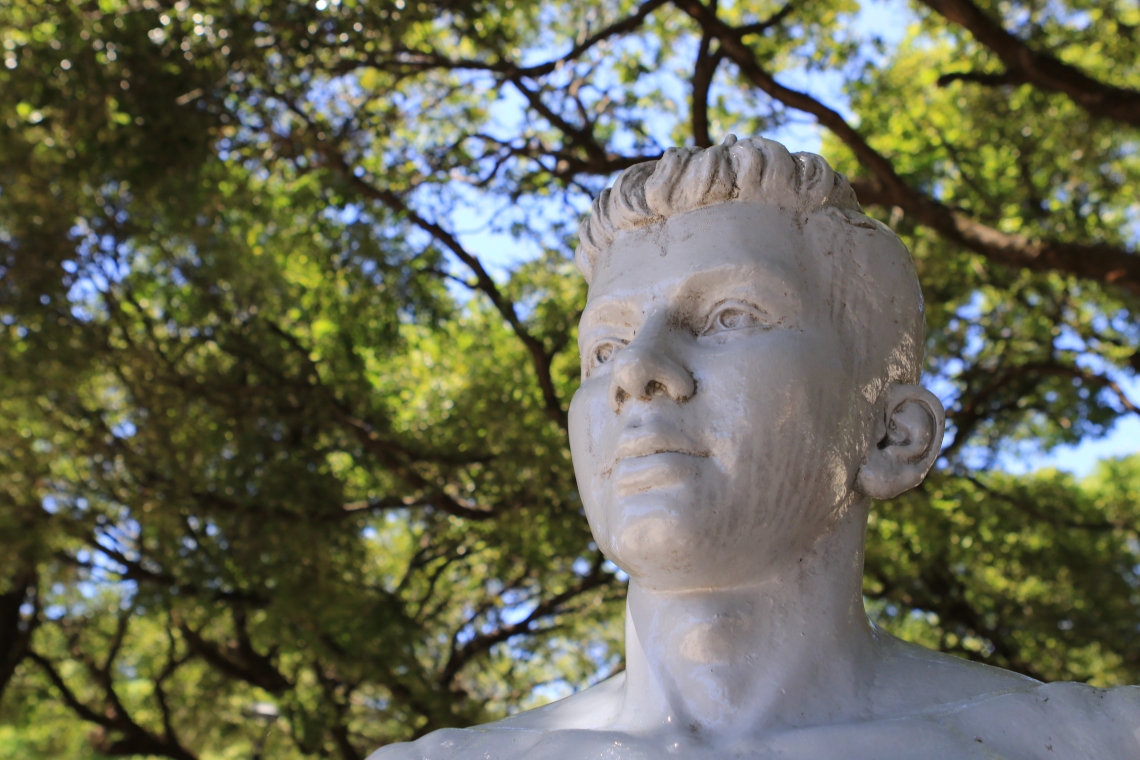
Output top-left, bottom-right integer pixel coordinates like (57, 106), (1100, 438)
(27, 651), (107, 726)
(941, 358), (1140, 460)
(347, 0), (668, 80)
(255, 318), (501, 521)
(517, 0), (669, 78)
(963, 473), (1137, 534)
(917, 0), (1140, 128)
(936, 69), (1021, 87)
(690, 32), (724, 147)
(28, 648), (199, 760)
(437, 554), (610, 688)
(309, 138), (569, 430)
(176, 608), (292, 695)
(508, 77), (610, 168)
(674, 0), (1140, 295)
(735, 0), (797, 36)
(0, 562), (37, 701)
(314, 662), (364, 760)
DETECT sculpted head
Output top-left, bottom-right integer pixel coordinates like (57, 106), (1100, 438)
(568, 136), (945, 591)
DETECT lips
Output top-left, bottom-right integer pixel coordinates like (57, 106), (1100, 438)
(611, 422), (709, 470)
(614, 439), (710, 461)
(611, 421), (706, 487)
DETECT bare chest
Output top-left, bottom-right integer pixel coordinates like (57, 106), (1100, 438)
(395, 718), (1035, 760)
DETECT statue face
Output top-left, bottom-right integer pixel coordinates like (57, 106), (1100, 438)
(568, 202), (871, 590)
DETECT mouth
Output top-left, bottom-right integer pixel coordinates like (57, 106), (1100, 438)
(618, 447), (710, 462)
(608, 449), (709, 497)
(604, 429), (710, 480)
(613, 428), (708, 462)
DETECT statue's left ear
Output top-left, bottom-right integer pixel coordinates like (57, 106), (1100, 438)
(856, 384), (945, 500)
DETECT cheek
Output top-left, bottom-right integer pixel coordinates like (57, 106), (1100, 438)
(696, 339), (855, 506)
(568, 382), (608, 473)
(697, 338), (833, 438)
(567, 381), (614, 526)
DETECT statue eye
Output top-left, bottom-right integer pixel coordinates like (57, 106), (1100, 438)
(704, 302), (765, 334)
(586, 339), (624, 375)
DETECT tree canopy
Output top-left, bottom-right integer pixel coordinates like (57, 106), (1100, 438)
(0, 0), (1138, 757)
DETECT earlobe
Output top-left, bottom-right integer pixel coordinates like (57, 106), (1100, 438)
(856, 385), (946, 500)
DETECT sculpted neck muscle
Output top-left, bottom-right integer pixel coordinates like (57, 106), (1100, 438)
(616, 499), (877, 737)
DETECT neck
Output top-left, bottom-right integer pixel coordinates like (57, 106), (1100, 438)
(614, 499), (878, 740)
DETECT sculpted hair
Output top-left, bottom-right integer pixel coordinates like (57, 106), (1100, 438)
(576, 135), (861, 283)
(575, 135), (926, 392)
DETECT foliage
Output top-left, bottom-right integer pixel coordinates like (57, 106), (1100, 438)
(0, 0), (1137, 756)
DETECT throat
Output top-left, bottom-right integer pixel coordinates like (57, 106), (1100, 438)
(613, 509), (878, 738)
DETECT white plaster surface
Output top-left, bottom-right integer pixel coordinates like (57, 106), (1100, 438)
(369, 138), (1140, 760)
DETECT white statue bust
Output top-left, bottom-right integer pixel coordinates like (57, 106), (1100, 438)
(370, 136), (1140, 759)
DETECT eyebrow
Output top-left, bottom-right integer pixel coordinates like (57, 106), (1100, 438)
(678, 263), (801, 302)
(579, 298), (638, 332)
(580, 262), (804, 335)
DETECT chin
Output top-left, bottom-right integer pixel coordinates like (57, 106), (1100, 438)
(604, 499), (694, 580)
(592, 487), (779, 589)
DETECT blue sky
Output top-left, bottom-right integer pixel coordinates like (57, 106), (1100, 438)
(1002, 407), (1140, 477)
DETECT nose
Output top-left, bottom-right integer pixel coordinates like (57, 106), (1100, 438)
(609, 320), (695, 412)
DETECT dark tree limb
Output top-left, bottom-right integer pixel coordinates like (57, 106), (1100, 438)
(735, 0), (797, 36)
(690, 32), (724, 148)
(0, 562), (37, 702)
(673, 0), (1140, 296)
(28, 647), (199, 760)
(936, 69), (1021, 87)
(177, 608), (292, 695)
(917, 0), (1140, 128)
(257, 319), (502, 520)
(310, 139), (569, 430)
(508, 77), (611, 168)
(866, 566), (1045, 680)
(436, 553), (611, 688)
(941, 358), (1140, 460)
(963, 473), (1138, 534)
(314, 662), (365, 760)
(26, 651), (109, 726)
(517, 0), (669, 78)
(343, 0), (668, 80)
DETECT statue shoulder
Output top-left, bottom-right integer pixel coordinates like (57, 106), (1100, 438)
(944, 681), (1140, 759)
(870, 637), (1140, 757)
(364, 675), (626, 760)
(364, 729), (459, 760)
(1033, 681), (1140, 729)
(365, 726), (544, 760)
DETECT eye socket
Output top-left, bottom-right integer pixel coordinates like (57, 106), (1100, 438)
(585, 339), (625, 376)
(702, 301), (767, 335)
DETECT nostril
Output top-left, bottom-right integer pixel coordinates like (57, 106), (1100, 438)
(613, 388), (630, 407)
(644, 380), (666, 398)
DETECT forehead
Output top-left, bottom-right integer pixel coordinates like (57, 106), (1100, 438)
(585, 202), (824, 309)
